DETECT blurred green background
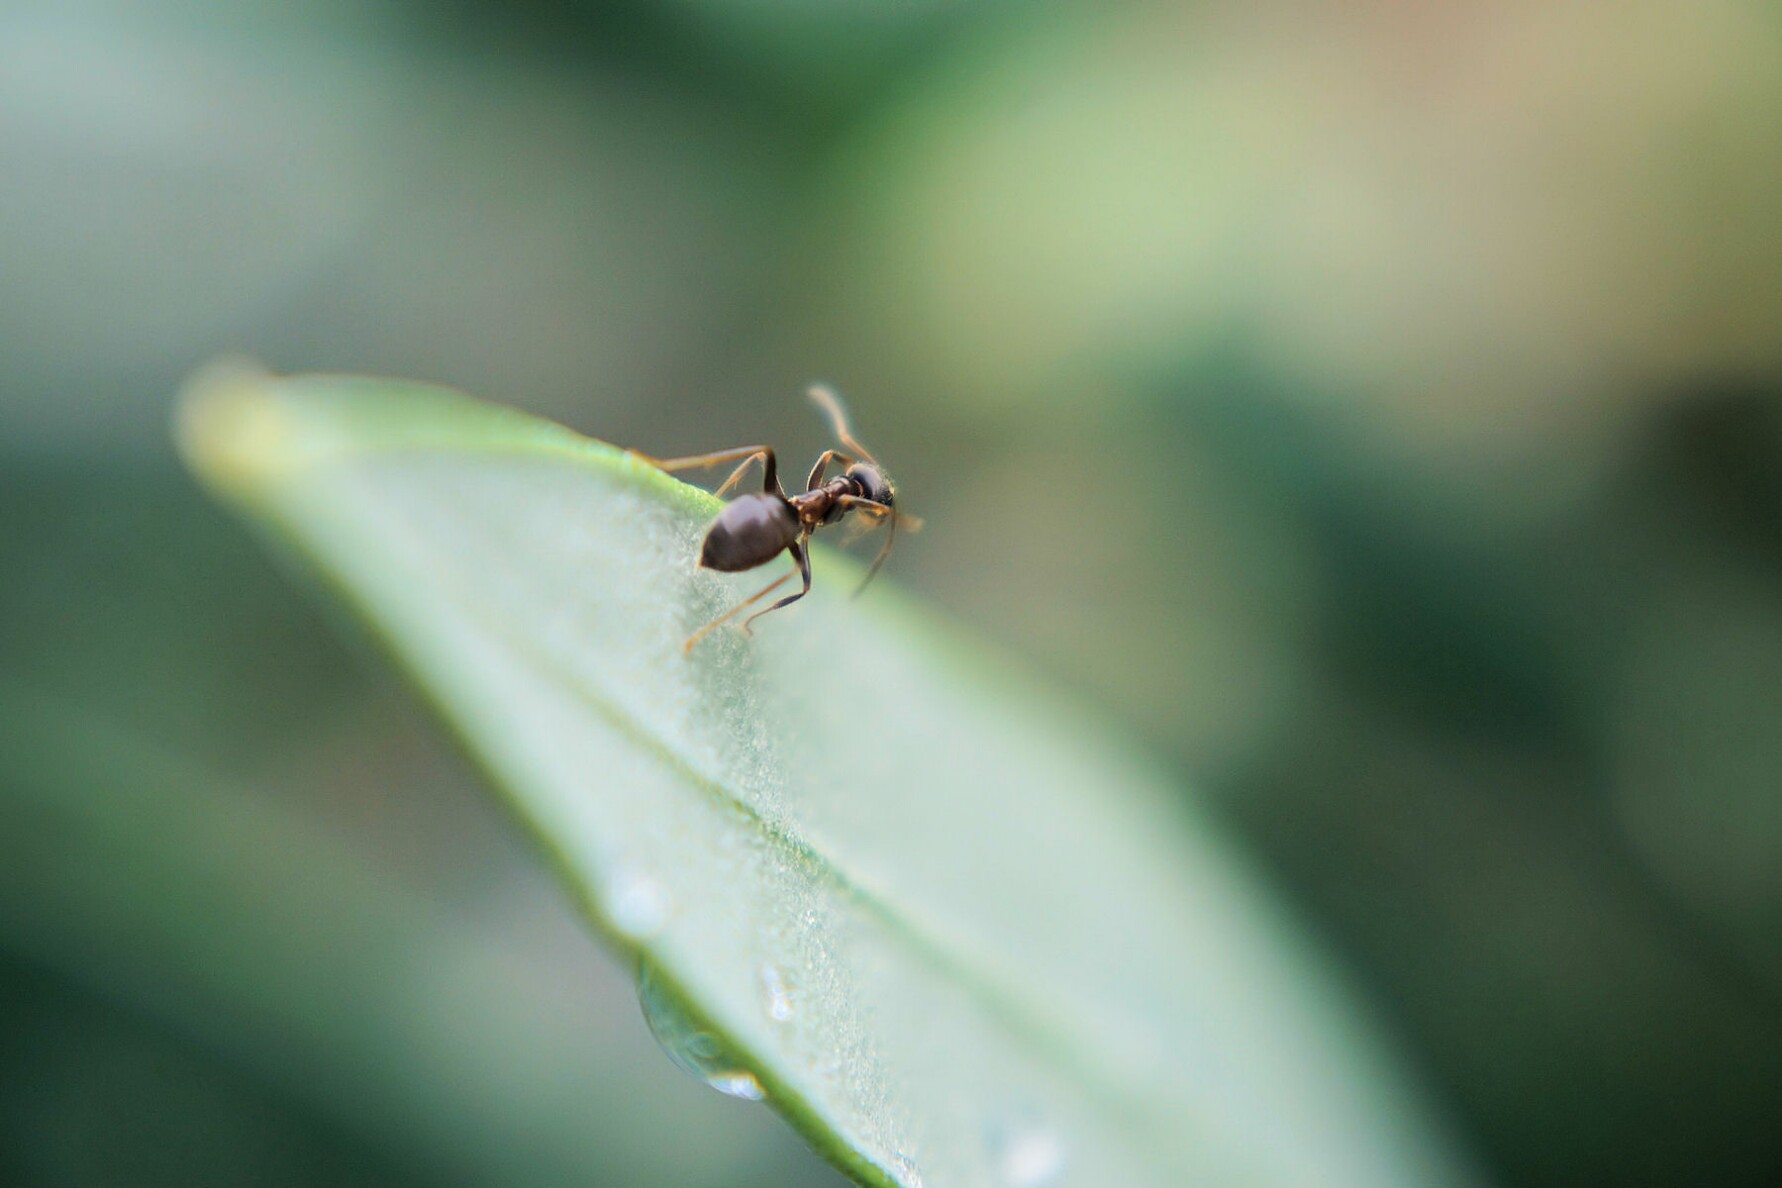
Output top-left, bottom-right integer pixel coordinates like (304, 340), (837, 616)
(4, 2), (1782, 1185)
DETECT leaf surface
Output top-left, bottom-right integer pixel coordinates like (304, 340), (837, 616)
(178, 367), (1470, 1188)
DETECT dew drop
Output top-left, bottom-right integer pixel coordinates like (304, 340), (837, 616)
(758, 961), (796, 1022)
(608, 867), (671, 939)
(703, 1071), (766, 1100)
(636, 959), (765, 1101)
(990, 1116), (1064, 1187)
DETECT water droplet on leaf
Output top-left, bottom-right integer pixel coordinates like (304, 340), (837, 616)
(759, 961), (796, 1022)
(608, 866), (671, 939)
(636, 958), (765, 1101)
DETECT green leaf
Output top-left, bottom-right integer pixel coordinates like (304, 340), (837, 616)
(176, 364), (1472, 1188)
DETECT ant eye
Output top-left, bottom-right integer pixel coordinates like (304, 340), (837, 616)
(845, 463), (891, 505)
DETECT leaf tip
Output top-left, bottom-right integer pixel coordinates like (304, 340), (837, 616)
(174, 357), (293, 497)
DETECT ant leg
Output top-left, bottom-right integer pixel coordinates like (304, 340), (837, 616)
(834, 496), (921, 532)
(742, 537), (812, 634)
(807, 386), (879, 466)
(833, 495), (898, 595)
(682, 567), (794, 653)
(805, 449), (855, 492)
(639, 446), (781, 497)
(832, 503), (922, 547)
(715, 456), (764, 498)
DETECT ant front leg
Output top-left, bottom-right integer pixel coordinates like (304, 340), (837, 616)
(805, 449), (855, 492)
(833, 495), (898, 595)
(743, 536), (812, 634)
(640, 445), (782, 498)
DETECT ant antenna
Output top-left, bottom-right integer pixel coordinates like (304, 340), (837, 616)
(856, 503), (897, 596)
(811, 385), (905, 595)
(808, 385), (878, 466)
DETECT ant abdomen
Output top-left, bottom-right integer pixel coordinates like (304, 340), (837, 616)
(700, 493), (799, 572)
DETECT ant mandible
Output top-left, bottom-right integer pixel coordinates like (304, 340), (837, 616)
(639, 385), (913, 652)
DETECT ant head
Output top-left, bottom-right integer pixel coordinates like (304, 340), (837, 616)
(845, 462), (893, 507)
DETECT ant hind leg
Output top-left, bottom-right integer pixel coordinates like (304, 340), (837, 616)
(742, 538), (812, 634)
(715, 456), (763, 498)
(639, 445), (782, 497)
(682, 567), (794, 653)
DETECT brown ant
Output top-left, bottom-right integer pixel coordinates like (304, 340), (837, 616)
(639, 386), (914, 651)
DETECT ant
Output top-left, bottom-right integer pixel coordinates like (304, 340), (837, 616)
(639, 386), (914, 652)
